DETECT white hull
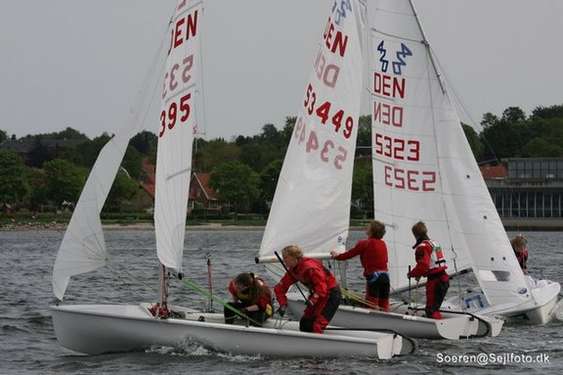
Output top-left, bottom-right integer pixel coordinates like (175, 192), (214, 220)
(443, 278), (561, 325)
(51, 304), (411, 359)
(287, 294), (502, 340)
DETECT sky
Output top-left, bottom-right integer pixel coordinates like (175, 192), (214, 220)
(1, 0), (563, 141)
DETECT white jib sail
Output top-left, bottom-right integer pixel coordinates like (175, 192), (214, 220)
(51, 10), (169, 300)
(258, 0), (365, 276)
(370, 0), (533, 308)
(51, 103), (156, 300)
(154, 0), (203, 272)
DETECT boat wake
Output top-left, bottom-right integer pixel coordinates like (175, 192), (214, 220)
(145, 341), (263, 362)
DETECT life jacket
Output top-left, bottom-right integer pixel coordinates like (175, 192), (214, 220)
(425, 240), (447, 271)
(228, 277), (273, 313)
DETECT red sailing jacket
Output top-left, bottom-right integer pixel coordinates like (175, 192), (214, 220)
(228, 278), (272, 312)
(274, 257), (338, 307)
(408, 240), (448, 279)
(514, 248), (528, 273)
(334, 238), (388, 277)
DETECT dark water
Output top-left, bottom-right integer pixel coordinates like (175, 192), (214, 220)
(1, 229), (561, 374)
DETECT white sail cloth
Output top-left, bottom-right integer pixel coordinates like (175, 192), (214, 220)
(259, 0), (365, 272)
(52, 113), (144, 300)
(369, 0), (533, 308)
(154, 0), (204, 272)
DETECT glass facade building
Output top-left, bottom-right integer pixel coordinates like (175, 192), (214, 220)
(486, 158), (563, 218)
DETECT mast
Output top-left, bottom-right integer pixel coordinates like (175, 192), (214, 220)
(407, 0), (445, 94)
(153, 0), (205, 313)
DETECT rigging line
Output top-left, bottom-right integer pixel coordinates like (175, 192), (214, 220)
(429, 46), (500, 164)
(196, 3), (208, 138)
(424, 48), (456, 255)
(408, 0), (445, 94)
(181, 277), (262, 327)
(106, 263), (156, 293)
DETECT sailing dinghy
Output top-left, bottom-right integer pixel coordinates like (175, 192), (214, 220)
(366, 0), (558, 326)
(51, 0), (411, 358)
(261, 0), (502, 339)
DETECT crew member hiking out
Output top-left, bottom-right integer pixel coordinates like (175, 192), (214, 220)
(274, 245), (341, 334)
(330, 220), (390, 311)
(224, 272), (273, 326)
(407, 221), (449, 319)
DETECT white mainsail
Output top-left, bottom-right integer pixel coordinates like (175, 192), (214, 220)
(258, 0), (365, 273)
(369, 0), (534, 308)
(154, 0), (203, 272)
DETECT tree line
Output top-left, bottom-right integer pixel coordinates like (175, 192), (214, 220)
(1, 103), (562, 216)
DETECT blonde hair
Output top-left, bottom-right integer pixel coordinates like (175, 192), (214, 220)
(282, 245), (303, 259)
(368, 220), (386, 239)
(511, 235), (527, 251)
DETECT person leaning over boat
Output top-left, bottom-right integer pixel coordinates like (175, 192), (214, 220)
(329, 220), (390, 311)
(407, 221), (449, 319)
(224, 272), (273, 326)
(274, 245), (341, 334)
(511, 234), (529, 274)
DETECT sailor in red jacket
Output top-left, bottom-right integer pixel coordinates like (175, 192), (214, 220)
(224, 272), (273, 326)
(511, 235), (529, 274)
(330, 220), (390, 311)
(407, 221), (449, 319)
(274, 245), (341, 334)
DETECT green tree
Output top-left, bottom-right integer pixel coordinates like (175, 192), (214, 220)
(209, 161), (260, 213)
(356, 115), (371, 157)
(260, 159), (283, 203)
(28, 137), (51, 167)
(462, 124), (484, 161)
(0, 130), (7, 144)
(0, 150), (30, 205)
(195, 138), (241, 172)
(123, 146), (143, 180)
(261, 123), (281, 146)
(281, 117), (296, 147)
(130, 131), (157, 159)
(43, 159), (87, 205)
(531, 104), (563, 120)
(351, 158), (373, 216)
(105, 169), (139, 212)
(480, 112), (499, 128)
(522, 138), (563, 157)
(26, 168), (49, 209)
(75, 133), (112, 168)
(501, 106), (526, 123)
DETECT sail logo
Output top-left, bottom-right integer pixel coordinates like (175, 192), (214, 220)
(331, 0), (352, 25)
(376, 41), (413, 75)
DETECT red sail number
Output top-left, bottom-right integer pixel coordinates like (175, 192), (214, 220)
(159, 93), (191, 138)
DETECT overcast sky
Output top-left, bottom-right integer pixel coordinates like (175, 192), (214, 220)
(1, 0), (562, 140)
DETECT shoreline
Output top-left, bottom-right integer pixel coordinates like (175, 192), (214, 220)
(3, 220), (563, 232)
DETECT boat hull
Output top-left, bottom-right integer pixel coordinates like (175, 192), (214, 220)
(51, 304), (409, 358)
(287, 293), (502, 339)
(443, 279), (561, 325)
